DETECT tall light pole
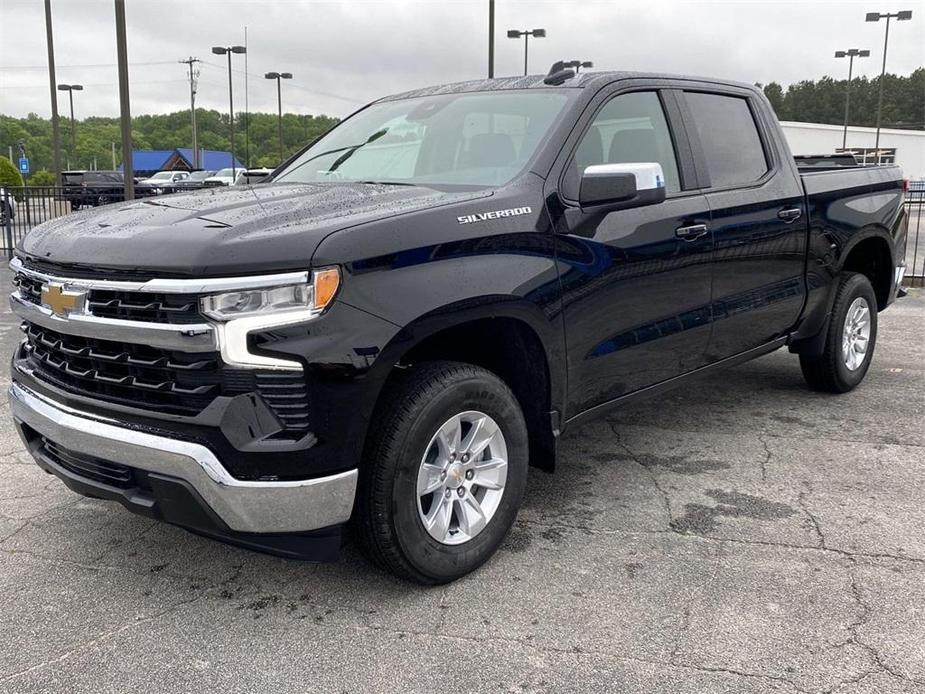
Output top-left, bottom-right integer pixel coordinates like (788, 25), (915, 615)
(179, 57), (201, 169)
(488, 0), (495, 78)
(114, 0), (133, 199)
(265, 71), (292, 166)
(211, 44), (246, 177)
(44, 0), (63, 184)
(865, 9), (913, 160)
(57, 84), (83, 157)
(506, 28), (546, 76)
(834, 49), (869, 150)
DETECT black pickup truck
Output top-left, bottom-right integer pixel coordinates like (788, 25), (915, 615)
(8, 70), (909, 584)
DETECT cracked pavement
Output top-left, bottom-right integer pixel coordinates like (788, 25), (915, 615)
(0, 265), (923, 694)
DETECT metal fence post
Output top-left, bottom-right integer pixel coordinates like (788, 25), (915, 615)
(2, 188), (13, 257)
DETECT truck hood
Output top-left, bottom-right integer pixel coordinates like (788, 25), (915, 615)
(19, 183), (489, 277)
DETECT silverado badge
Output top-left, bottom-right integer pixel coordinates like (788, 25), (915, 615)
(41, 283), (86, 317)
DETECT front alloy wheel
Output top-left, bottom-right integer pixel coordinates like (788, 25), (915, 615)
(417, 411), (508, 545)
(356, 361), (528, 584)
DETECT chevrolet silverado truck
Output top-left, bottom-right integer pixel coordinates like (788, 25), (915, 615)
(8, 69), (909, 584)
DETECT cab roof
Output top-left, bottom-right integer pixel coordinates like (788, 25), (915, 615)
(380, 72), (759, 102)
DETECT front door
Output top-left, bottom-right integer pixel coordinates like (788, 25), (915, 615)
(551, 89), (714, 416)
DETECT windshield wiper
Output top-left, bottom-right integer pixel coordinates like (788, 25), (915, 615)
(356, 180), (417, 187)
(281, 129), (390, 180)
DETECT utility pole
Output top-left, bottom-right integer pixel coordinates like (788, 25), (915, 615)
(111, 141), (116, 170)
(44, 0), (63, 185)
(488, 0), (495, 78)
(179, 57), (202, 169)
(115, 0), (133, 200)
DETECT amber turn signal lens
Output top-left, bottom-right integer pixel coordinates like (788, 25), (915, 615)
(312, 267), (340, 309)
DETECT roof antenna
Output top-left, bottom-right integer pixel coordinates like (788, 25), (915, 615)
(544, 60), (575, 85)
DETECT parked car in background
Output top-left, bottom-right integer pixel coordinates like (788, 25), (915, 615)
(60, 170), (126, 209)
(136, 170), (192, 197)
(234, 168), (274, 185)
(172, 170), (216, 188)
(139, 171), (191, 186)
(0, 187), (16, 224)
(202, 168), (239, 186)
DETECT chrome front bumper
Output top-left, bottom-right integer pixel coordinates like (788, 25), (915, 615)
(9, 382), (357, 534)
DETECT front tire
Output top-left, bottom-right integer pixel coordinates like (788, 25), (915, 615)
(799, 272), (878, 393)
(355, 361), (528, 584)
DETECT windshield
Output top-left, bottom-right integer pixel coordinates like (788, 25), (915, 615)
(274, 90), (571, 188)
(213, 168), (235, 178)
(148, 172), (174, 181)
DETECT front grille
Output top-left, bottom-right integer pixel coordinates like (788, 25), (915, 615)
(38, 436), (135, 489)
(86, 289), (203, 324)
(12, 273), (203, 324)
(20, 324), (310, 428)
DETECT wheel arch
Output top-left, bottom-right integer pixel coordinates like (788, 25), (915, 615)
(367, 298), (565, 471)
(836, 227), (895, 311)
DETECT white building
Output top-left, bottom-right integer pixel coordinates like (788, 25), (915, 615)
(780, 121), (925, 179)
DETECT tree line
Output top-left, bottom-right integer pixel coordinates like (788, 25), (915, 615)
(759, 68), (924, 129)
(1, 68), (922, 178)
(0, 108), (340, 177)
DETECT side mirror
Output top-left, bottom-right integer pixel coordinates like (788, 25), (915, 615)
(579, 162), (667, 210)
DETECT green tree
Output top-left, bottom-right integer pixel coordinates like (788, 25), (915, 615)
(29, 169), (56, 186)
(0, 156), (24, 188)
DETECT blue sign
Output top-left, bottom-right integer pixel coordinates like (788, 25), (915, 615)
(18, 158), (29, 174)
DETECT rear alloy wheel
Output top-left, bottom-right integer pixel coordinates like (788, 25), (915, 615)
(356, 361), (528, 584)
(800, 272), (878, 393)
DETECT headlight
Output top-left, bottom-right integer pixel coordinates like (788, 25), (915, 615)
(201, 267), (340, 321)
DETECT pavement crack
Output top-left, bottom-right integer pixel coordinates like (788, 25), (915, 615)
(797, 492), (826, 550)
(0, 593), (205, 684)
(843, 559), (925, 687)
(611, 423), (673, 528)
(758, 435), (772, 482)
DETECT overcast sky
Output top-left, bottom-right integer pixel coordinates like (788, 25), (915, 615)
(1, 0), (923, 120)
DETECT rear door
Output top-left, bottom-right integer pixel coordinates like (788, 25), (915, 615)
(679, 88), (807, 360)
(549, 86), (714, 416)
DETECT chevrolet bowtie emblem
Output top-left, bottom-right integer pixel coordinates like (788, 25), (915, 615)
(41, 283), (86, 317)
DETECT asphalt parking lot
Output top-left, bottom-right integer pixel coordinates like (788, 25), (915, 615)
(0, 268), (922, 694)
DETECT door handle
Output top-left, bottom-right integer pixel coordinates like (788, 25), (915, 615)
(778, 207), (802, 223)
(675, 223), (709, 241)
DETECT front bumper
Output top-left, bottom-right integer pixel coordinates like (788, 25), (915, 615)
(9, 382), (358, 558)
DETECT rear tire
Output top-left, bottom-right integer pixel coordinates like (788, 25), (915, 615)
(799, 272), (878, 393)
(355, 361), (528, 585)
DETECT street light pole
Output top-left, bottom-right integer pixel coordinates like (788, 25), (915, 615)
(211, 45), (247, 178)
(265, 72), (292, 166)
(488, 0), (495, 78)
(506, 28), (546, 76)
(44, 0), (63, 185)
(834, 49), (869, 150)
(865, 10), (913, 160)
(57, 84), (83, 157)
(114, 0), (133, 200)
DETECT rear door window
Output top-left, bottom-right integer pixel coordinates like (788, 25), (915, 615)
(685, 92), (768, 188)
